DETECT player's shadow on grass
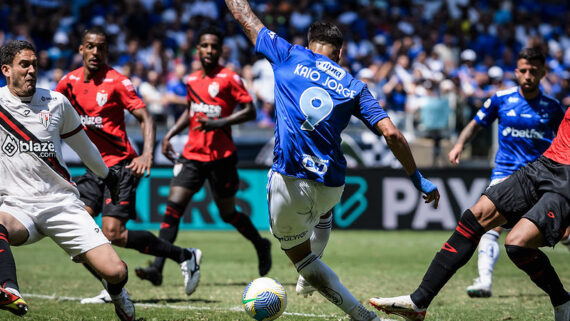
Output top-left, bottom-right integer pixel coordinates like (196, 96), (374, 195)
(203, 281), (296, 287)
(135, 298), (220, 304)
(496, 293), (548, 299)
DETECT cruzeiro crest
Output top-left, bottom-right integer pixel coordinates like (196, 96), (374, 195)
(96, 90), (108, 107)
(39, 110), (52, 128)
(208, 82), (219, 98)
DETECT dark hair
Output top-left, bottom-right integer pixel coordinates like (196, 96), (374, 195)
(517, 47), (545, 65)
(197, 26), (224, 45)
(307, 21), (343, 51)
(0, 40), (36, 66)
(82, 26), (108, 43)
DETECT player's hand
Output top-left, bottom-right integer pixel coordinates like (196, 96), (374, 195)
(161, 138), (179, 163)
(103, 167), (120, 205)
(423, 189), (440, 209)
(193, 116), (228, 131)
(448, 145), (463, 165)
(410, 170), (440, 209)
(126, 154), (152, 177)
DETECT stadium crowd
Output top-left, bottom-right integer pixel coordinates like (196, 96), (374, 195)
(1, 0), (569, 134)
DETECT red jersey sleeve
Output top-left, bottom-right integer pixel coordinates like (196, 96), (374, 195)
(116, 76), (146, 112)
(229, 73), (253, 105)
(54, 74), (70, 97)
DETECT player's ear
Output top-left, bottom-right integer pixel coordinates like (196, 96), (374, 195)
(337, 47), (343, 62)
(1, 64), (10, 78)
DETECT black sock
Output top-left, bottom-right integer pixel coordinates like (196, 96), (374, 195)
(0, 225), (18, 291)
(126, 230), (190, 264)
(152, 201), (185, 271)
(223, 211), (263, 245)
(106, 261), (128, 296)
(505, 245), (570, 306)
(411, 210), (485, 309)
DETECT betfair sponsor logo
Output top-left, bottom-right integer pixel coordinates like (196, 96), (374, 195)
(501, 127), (544, 139)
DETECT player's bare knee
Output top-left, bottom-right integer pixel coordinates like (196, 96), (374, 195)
(100, 261), (127, 283)
(102, 227), (126, 246)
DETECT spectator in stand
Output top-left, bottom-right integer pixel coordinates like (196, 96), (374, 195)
(138, 69), (167, 125)
(164, 63), (189, 127)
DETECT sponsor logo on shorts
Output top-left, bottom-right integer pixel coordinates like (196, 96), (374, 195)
(2, 134), (56, 158)
(275, 230), (308, 242)
(547, 211), (555, 219)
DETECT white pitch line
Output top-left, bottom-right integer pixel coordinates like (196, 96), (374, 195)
(23, 293), (398, 320)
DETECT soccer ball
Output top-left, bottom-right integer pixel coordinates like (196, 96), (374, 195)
(242, 277), (287, 321)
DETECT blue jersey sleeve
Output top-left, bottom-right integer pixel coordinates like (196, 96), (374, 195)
(353, 86), (389, 135)
(474, 94), (500, 127)
(255, 27), (292, 64)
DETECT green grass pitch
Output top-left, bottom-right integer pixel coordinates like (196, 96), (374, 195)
(4, 230), (569, 320)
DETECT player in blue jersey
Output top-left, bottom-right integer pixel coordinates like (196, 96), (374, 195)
(448, 48), (564, 298)
(370, 48), (569, 321)
(225, 1), (440, 320)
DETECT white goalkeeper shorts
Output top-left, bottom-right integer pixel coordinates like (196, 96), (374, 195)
(267, 170), (344, 250)
(0, 192), (110, 259)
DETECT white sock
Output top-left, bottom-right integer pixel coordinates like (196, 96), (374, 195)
(311, 215), (332, 258)
(477, 230), (500, 285)
(295, 254), (368, 319)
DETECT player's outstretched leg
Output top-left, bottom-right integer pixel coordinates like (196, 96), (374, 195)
(296, 214), (332, 297)
(505, 245), (570, 317)
(0, 287), (28, 316)
(369, 295), (426, 321)
(180, 248), (202, 295)
(296, 253), (379, 320)
(135, 201), (185, 286)
(371, 209), (485, 319)
(466, 229), (500, 298)
(0, 224), (27, 316)
(223, 210), (272, 276)
(554, 300), (570, 321)
(104, 266), (135, 321)
(84, 245), (134, 321)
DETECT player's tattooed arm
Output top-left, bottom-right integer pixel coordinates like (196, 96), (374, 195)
(225, 0), (264, 45)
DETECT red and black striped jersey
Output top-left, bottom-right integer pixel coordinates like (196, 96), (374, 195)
(55, 65), (145, 167)
(0, 86), (82, 196)
(183, 65), (252, 162)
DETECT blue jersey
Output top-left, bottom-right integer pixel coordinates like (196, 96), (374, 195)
(255, 27), (388, 186)
(474, 86), (564, 180)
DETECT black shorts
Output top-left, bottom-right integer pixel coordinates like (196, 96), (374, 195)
(484, 156), (570, 246)
(171, 154), (239, 198)
(76, 161), (140, 220)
